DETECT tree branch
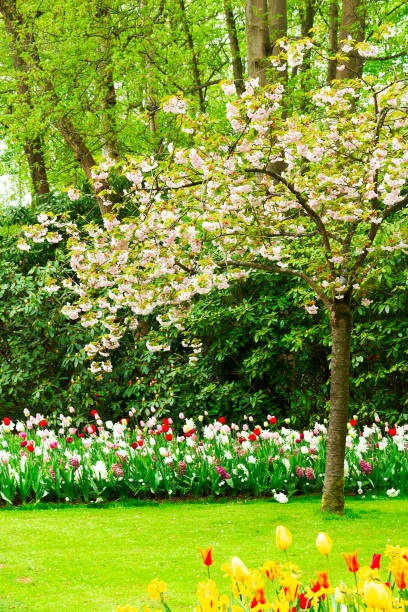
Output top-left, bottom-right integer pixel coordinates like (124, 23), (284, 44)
(217, 259), (332, 310)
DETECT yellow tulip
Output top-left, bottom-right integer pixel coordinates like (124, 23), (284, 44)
(231, 556), (250, 581)
(146, 578), (167, 601)
(364, 582), (392, 610)
(276, 525), (292, 551)
(316, 532), (332, 556)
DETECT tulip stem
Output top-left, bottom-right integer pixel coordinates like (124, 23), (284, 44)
(207, 566), (210, 581)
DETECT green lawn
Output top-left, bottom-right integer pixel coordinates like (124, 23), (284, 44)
(0, 496), (407, 611)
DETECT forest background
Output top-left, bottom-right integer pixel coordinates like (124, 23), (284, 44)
(0, 0), (407, 427)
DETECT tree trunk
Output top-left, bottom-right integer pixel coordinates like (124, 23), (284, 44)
(24, 137), (50, 200)
(267, 0), (287, 82)
(336, 0), (365, 79)
(268, 0), (287, 54)
(246, 0), (268, 85)
(1, 3), (50, 200)
(321, 303), (353, 514)
(327, 0), (339, 82)
(178, 0), (205, 112)
(98, 3), (119, 160)
(223, 0), (244, 94)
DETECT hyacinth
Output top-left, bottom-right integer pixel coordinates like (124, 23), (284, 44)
(359, 459), (372, 475)
(178, 460), (186, 475)
(111, 463), (124, 478)
(305, 467), (314, 480)
(215, 466), (231, 480)
(295, 466), (305, 478)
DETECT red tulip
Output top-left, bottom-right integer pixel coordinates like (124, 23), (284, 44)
(38, 419), (47, 428)
(198, 546), (213, 566)
(388, 428), (397, 437)
(165, 433), (173, 441)
(370, 554), (381, 570)
(131, 442), (138, 449)
(218, 417), (226, 424)
(2, 418), (10, 426)
(161, 424), (169, 433)
(269, 416), (277, 424)
(299, 593), (312, 609)
(350, 419), (357, 426)
(253, 427), (261, 436)
(248, 433), (257, 441)
(20, 441), (27, 448)
(66, 437), (73, 443)
(137, 439), (144, 447)
(27, 443), (35, 453)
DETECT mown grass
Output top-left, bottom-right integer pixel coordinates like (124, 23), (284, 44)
(0, 496), (406, 611)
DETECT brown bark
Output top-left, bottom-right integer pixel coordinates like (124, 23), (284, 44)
(178, 0), (205, 112)
(98, 4), (119, 159)
(0, 0), (111, 215)
(321, 303), (353, 514)
(246, 0), (268, 85)
(24, 138), (50, 200)
(268, 0), (287, 55)
(299, 0), (315, 105)
(223, 0), (244, 95)
(1, 4), (50, 200)
(336, 0), (365, 79)
(327, 1), (339, 82)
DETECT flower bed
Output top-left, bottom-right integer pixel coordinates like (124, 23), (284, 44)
(117, 527), (408, 611)
(0, 410), (406, 504)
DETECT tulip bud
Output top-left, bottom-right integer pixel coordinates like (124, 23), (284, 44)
(316, 532), (332, 556)
(231, 557), (250, 581)
(276, 525), (292, 551)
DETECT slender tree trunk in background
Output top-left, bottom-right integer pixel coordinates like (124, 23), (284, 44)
(327, 0), (339, 82)
(246, 0), (267, 85)
(178, 0), (205, 112)
(268, 0), (287, 55)
(321, 303), (353, 514)
(98, 4), (119, 160)
(223, 0), (244, 94)
(299, 0), (315, 108)
(335, 0), (365, 79)
(267, 0), (287, 83)
(24, 137), (50, 200)
(1, 6), (50, 200)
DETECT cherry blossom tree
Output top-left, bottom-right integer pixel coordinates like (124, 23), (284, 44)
(19, 38), (408, 513)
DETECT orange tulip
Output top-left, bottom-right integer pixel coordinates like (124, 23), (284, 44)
(342, 551), (359, 572)
(315, 570), (330, 589)
(393, 567), (407, 590)
(198, 546), (213, 566)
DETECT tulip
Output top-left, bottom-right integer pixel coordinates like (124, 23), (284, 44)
(364, 582), (391, 609)
(316, 533), (332, 556)
(276, 526), (292, 551)
(342, 551), (359, 572)
(198, 546), (213, 567)
(370, 553), (381, 570)
(231, 557), (249, 581)
(315, 570), (330, 589)
(393, 567), (407, 590)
